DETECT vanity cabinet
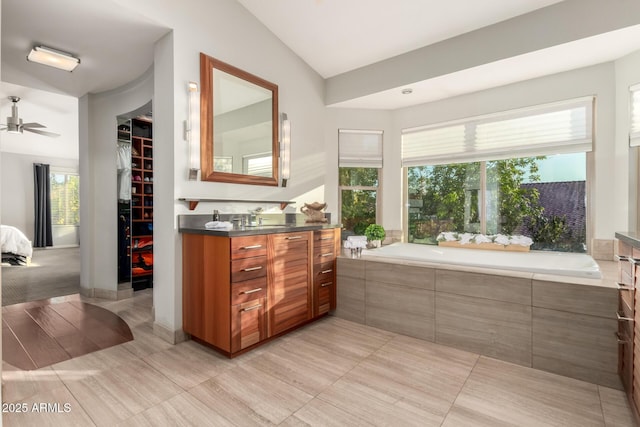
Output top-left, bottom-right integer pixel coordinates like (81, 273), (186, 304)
(182, 227), (338, 357)
(312, 229), (340, 316)
(616, 234), (640, 422)
(267, 232), (312, 336)
(182, 234), (268, 354)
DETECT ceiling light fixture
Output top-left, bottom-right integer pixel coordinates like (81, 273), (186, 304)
(27, 46), (80, 72)
(401, 88), (413, 95)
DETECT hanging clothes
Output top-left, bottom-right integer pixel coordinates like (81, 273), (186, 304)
(117, 142), (131, 201)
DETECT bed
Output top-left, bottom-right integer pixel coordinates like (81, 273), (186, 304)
(1, 225), (33, 265)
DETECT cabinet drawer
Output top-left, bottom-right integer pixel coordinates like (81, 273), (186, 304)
(231, 235), (267, 259)
(270, 232), (310, 246)
(231, 256), (267, 282)
(231, 277), (267, 305)
(317, 281), (333, 315)
(619, 261), (635, 286)
(231, 297), (266, 353)
(314, 229), (336, 243)
(313, 245), (336, 264)
(314, 260), (335, 283)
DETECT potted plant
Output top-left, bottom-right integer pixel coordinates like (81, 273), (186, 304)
(364, 224), (386, 248)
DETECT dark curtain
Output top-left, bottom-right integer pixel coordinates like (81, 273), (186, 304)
(33, 163), (53, 247)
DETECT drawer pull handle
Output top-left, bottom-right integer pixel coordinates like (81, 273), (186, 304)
(321, 282), (333, 287)
(285, 236), (303, 240)
(240, 288), (263, 295)
(241, 244), (263, 250)
(321, 269), (333, 274)
(617, 282), (634, 291)
(241, 304), (262, 312)
(617, 311), (634, 322)
(320, 253), (334, 257)
(617, 255), (638, 264)
(616, 331), (629, 344)
(242, 266), (263, 272)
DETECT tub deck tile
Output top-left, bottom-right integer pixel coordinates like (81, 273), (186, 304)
(436, 269), (532, 305)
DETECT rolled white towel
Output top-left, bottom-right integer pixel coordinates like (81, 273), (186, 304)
(509, 235), (533, 246)
(474, 234), (492, 244)
(343, 240), (353, 249)
(437, 232), (458, 242)
(494, 234), (510, 245)
(347, 235), (367, 242)
(458, 233), (474, 244)
(205, 221), (233, 229)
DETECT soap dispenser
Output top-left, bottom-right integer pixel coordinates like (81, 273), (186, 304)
(212, 210), (220, 221)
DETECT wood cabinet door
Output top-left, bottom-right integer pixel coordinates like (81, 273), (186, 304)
(267, 232), (312, 336)
(231, 297), (266, 353)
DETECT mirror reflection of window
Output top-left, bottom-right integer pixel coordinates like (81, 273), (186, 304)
(243, 153), (272, 177)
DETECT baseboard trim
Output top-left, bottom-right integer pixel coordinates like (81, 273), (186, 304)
(153, 321), (188, 345)
(81, 285), (133, 301)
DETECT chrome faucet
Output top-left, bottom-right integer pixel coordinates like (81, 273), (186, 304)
(249, 207), (263, 226)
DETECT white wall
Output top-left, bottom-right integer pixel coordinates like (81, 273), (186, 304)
(80, 69), (154, 295)
(326, 63), (623, 244)
(614, 50), (640, 232)
(0, 152), (78, 242)
(392, 63), (618, 242)
(82, 0), (640, 339)
(0, 82), (79, 160)
(324, 108), (394, 228)
(93, 0), (326, 338)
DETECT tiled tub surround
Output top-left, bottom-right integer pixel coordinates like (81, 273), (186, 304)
(336, 255), (620, 389)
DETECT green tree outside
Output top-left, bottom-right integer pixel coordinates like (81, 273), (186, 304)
(407, 157), (543, 243)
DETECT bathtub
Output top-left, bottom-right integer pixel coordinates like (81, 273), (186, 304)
(360, 243), (602, 279)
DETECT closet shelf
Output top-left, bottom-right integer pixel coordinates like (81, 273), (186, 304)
(178, 198), (295, 211)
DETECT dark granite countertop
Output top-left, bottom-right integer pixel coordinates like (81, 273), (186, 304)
(179, 223), (340, 237)
(615, 231), (640, 248)
(178, 214), (340, 237)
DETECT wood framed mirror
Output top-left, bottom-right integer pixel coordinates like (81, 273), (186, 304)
(200, 53), (279, 186)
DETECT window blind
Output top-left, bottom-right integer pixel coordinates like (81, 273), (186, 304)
(401, 97), (594, 167)
(244, 154), (272, 177)
(630, 84), (640, 147)
(339, 129), (383, 168)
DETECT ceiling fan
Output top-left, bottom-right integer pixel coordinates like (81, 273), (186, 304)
(0, 96), (60, 138)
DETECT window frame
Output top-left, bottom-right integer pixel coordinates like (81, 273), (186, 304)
(403, 152), (593, 253)
(49, 167), (80, 227)
(338, 167), (382, 232)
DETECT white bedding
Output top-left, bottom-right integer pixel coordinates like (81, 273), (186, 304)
(1, 225), (33, 258)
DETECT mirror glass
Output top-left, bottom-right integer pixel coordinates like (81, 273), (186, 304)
(200, 53), (279, 185)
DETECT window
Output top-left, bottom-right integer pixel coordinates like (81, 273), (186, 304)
(50, 170), (80, 226)
(338, 130), (382, 237)
(404, 98), (592, 253)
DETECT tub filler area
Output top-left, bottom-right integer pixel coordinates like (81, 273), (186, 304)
(363, 243), (602, 279)
(336, 243), (619, 389)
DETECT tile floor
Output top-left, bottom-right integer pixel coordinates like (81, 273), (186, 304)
(1, 289), (636, 426)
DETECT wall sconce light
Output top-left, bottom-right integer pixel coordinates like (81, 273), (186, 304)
(27, 46), (80, 72)
(185, 81), (199, 180)
(280, 112), (291, 187)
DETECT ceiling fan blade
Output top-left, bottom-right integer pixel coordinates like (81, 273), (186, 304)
(23, 127), (60, 138)
(21, 122), (45, 129)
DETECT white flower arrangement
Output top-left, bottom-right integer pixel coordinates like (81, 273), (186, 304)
(436, 232), (533, 247)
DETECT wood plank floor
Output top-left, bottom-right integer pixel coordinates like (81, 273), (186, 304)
(2, 294), (133, 370)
